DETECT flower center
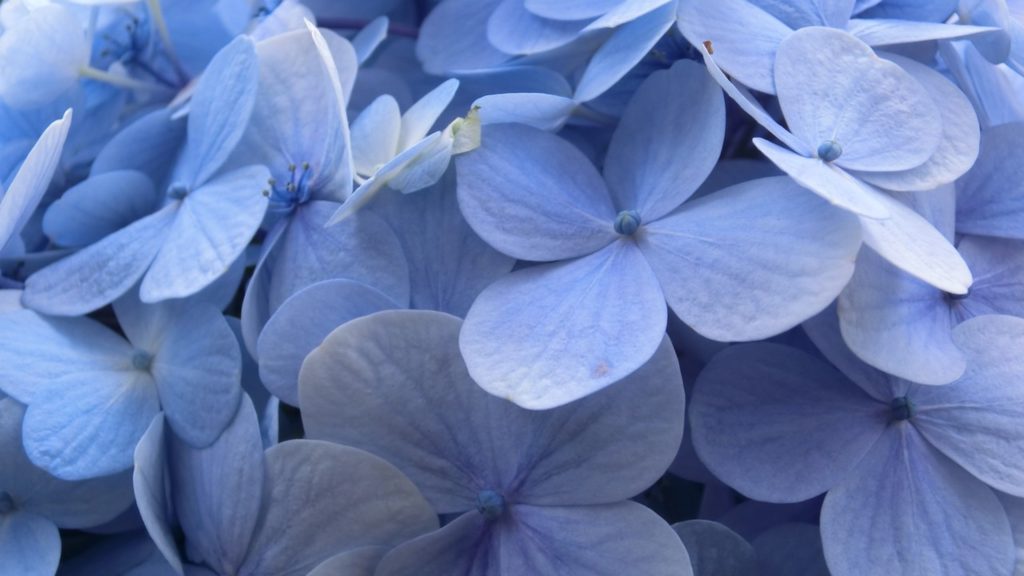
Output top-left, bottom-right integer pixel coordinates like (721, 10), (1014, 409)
(476, 490), (505, 520)
(264, 162), (314, 213)
(167, 182), (190, 200)
(817, 140), (843, 163)
(614, 210), (642, 236)
(944, 288), (971, 303)
(890, 396), (915, 422)
(132, 349), (153, 371)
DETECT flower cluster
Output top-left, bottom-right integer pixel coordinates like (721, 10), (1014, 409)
(0, 0), (1022, 575)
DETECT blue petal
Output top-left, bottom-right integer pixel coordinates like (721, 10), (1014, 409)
(0, 109), (71, 251)
(690, 343), (886, 502)
(676, 0), (791, 94)
(132, 415), (183, 575)
(258, 279), (398, 406)
(461, 241), (667, 408)
(91, 109), (186, 186)
(0, 509), (60, 576)
(43, 170), (157, 248)
(486, 0), (589, 56)
(351, 16), (389, 64)
(455, 123), (617, 262)
(308, 547), (389, 576)
(749, 0), (854, 28)
(179, 36), (260, 186)
(641, 176), (860, 341)
(140, 165), (270, 302)
(23, 203), (177, 316)
(0, 5), (89, 108)
(573, 3), (675, 103)
(911, 315), (1024, 497)
(169, 396), (263, 575)
(473, 93), (577, 131)
(399, 79), (460, 151)
(956, 123), (1024, 240)
(821, 425), (1014, 576)
(416, 0), (509, 74)
(672, 520), (756, 576)
(524, 0), (624, 20)
(603, 60), (724, 220)
(753, 523), (830, 576)
(351, 95), (402, 179)
(239, 441), (438, 575)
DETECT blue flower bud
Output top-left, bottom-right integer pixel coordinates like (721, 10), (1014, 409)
(816, 140), (843, 163)
(614, 210), (642, 236)
(476, 490), (505, 520)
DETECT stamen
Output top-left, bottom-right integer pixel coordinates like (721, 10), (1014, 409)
(476, 490), (505, 520)
(614, 210), (642, 236)
(890, 396), (915, 421)
(817, 140), (843, 163)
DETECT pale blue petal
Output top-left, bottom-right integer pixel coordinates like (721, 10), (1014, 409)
(455, 123), (616, 261)
(956, 123), (1024, 240)
(301, 311), (683, 508)
(416, 0), (509, 74)
(371, 174), (515, 316)
(584, 0), (674, 29)
(23, 203), (177, 316)
(750, 0), (855, 27)
(23, 366), (159, 480)
(676, 0), (791, 94)
(169, 396), (263, 575)
(91, 109), (186, 186)
(248, 0), (314, 42)
(150, 302), (242, 448)
(860, 190), (973, 294)
(604, 60), (723, 219)
(774, 27), (941, 172)
(264, 202), (410, 315)
(43, 170), (157, 248)
(0, 310), (134, 404)
(821, 426), (1015, 576)
(352, 16), (388, 64)
(690, 343), (886, 502)
(641, 176), (860, 341)
(399, 79), (460, 151)
(911, 315), (1024, 496)
(239, 441), (438, 576)
(0, 109), (71, 251)
(0, 5), (88, 108)
(837, 248), (965, 385)
(574, 3), (675, 102)
(859, 0), (957, 21)
(487, 0), (589, 56)
(132, 415), (183, 575)
(850, 53), (981, 192)
(848, 18), (1003, 46)
(140, 166), (270, 302)
(258, 279), (398, 406)
(377, 502), (692, 576)
(180, 36), (260, 186)
(0, 510), (60, 576)
(753, 139), (891, 219)
(473, 93), (577, 131)
(955, 235), (1024, 319)
(672, 520), (756, 576)
(0, 398), (133, 529)
(524, 0), (623, 20)
(461, 242), (666, 409)
(351, 94), (401, 178)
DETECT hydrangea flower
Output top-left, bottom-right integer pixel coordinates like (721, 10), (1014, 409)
(690, 311), (1024, 575)
(300, 309), (691, 575)
(23, 36), (271, 314)
(672, 520), (756, 576)
(134, 396), (438, 575)
(0, 398), (133, 576)
(456, 59), (860, 408)
(0, 295), (241, 480)
(702, 26), (977, 294)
